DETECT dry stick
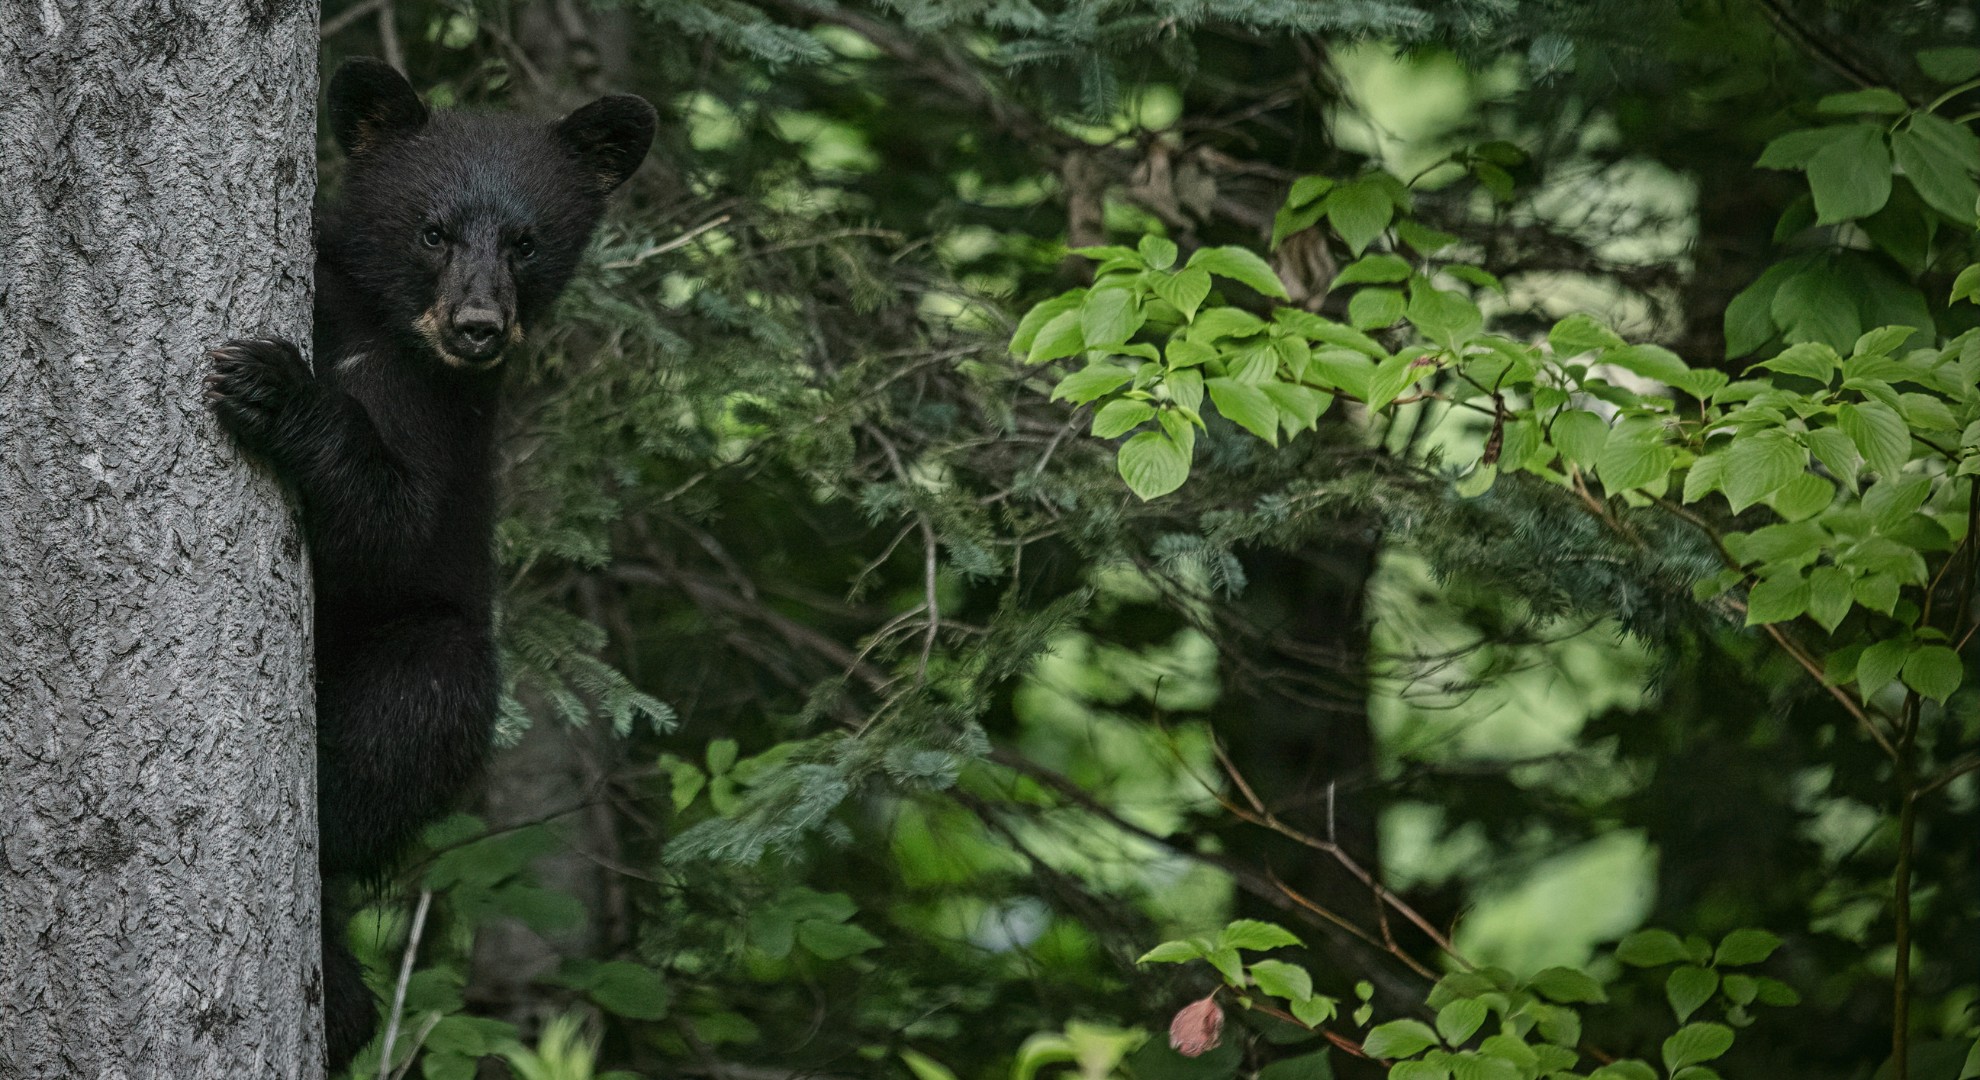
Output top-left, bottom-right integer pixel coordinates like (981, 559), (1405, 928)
(600, 214), (735, 270)
(1650, 495), (1903, 759)
(1207, 739), (1474, 969)
(376, 0), (404, 73)
(377, 888), (434, 1080)
(386, 1012), (445, 1080)
(1892, 689), (1924, 1080)
(320, 0), (387, 38)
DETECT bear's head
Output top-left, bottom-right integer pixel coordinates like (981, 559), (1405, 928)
(324, 58), (656, 371)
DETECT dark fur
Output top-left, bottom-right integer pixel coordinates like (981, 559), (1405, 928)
(205, 59), (653, 1072)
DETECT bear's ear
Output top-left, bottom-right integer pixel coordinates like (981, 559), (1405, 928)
(328, 58), (429, 156)
(554, 95), (657, 193)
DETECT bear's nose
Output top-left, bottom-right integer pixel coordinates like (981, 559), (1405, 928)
(452, 308), (504, 351)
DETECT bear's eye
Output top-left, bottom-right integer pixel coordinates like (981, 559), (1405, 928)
(515, 236), (536, 260)
(421, 225), (445, 249)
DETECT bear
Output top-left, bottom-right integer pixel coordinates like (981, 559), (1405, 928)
(204, 58), (655, 1071)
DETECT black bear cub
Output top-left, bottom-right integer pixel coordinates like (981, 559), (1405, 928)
(205, 59), (654, 1070)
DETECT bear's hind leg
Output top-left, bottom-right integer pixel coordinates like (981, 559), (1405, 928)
(315, 614), (496, 879)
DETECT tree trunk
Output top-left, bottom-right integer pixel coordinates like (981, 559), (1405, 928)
(0, 9), (322, 1077)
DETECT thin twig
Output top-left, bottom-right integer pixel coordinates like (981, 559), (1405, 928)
(320, 0), (386, 38)
(600, 214), (736, 270)
(386, 1012), (444, 1080)
(376, 888), (433, 1080)
(376, 0), (404, 73)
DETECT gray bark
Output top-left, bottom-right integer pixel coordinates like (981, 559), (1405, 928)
(0, 6), (323, 1077)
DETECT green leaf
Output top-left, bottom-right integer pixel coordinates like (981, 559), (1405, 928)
(1276, 308), (1386, 356)
(1081, 288), (1143, 347)
(1219, 919), (1303, 951)
(1724, 430), (1807, 511)
(1325, 180), (1394, 254)
(1807, 427), (1865, 489)
(1259, 1050), (1336, 1080)
(1250, 958), (1314, 1003)
(1026, 309), (1086, 364)
(1745, 574), (1810, 625)
(1287, 174), (1335, 208)
(1665, 966), (1719, 1023)
(1137, 940), (1203, 964)
(1188, 306), (1269, 343)
(1550, 314), (1627, 358)
(1725, 262), (1796, 357)
(1857, 638), (1909, 697)
(1138, 235), (1178, 270)
(1597, 417), (1674, 491)
(1534, 1006), (1582, 1049)
(900, 1049), (961, 1080)
(1528, 966), (1608, 1004)
(1588, 1064), (1659, 1080)
(1348, 287), (1405, 330)
(1616, 929), (1689, 967)
(1903, 644), (1963, 703)
(1271, 200), (1327, 249)
(1187, 246), (1289, 299)
(1310, 349), (1374, 400)
(1263, 381), (1331, 436)
(1149, 267), (1212, 320)
(1893, 125), (1980, 223)
(1838, 400), (1911, 479)
(1754, 977), (1801, 1006)
(1455, 463), (1497, 497)
(1662, 1023), (1735, 1072)
(1011, 294), (1081, 358)
(1551, 410), (1610, 471)
(1806, 565), (1854, 632)
(1407, 284), (1483, 345)
(1817, 88), (1910, 115)
(1208, 379), (1280, 443)
(1606, 342), (1692, 385)
(1366, 352), (1434, 410)
(1713, 929), (1783, 966)
(1757, 341), (1839, 382)
(1769, 473), (1836, 521)
(1361, 1019), (1439, 1060)
(1391, 1062), (1452, 1080)
(1117, 430), (1191, 500)
(1092, 399), (1155, 438)
(1910, 112), (1980, 172)
(1863, 475), (1932, 530)
(1436, 999), (1489, 1045)
(1758, 126), (1857, 170)
(1051, 362), (1136, 405)
(797, 919), (883, 959)
(1920, 46), (1980, 82)
(1333, 253), (1413, 287)
(1396, 219), (1459, 254)
(1685, 451), (1729, 504)
(581, 961), (670, 1020)
(1478, 1036), (1537, 1071)
(1955, 264), (1980, 305)
(1807, 125), (1893, 224)
(1291, 995), (1338, 1027)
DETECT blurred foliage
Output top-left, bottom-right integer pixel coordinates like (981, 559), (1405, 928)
(314, 2), (1979, 1079)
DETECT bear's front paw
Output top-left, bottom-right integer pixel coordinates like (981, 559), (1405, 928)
(205, 337), (312, 454)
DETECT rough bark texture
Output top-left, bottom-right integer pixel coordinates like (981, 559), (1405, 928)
(0, 6), (322, 1077)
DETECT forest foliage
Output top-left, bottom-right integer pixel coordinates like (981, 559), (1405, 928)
(306, 2), (1979, 1079)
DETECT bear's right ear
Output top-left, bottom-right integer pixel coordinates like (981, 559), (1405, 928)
(328, 58), (429, 156)
(554, 95), (657, 193)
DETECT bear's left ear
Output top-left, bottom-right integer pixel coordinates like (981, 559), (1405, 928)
(554, 95), (658, 193)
